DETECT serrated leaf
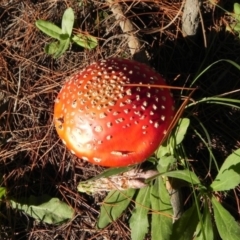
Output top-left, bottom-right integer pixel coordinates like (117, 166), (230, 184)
(78, 167), (134, 193)
(163, 170), (200, 185)
(10, 194), (74, 224)
(61, 7), (74, 36)
(35, 20), (62, 40)
(210, 148), (240, 191)
(195, 201), (214, 240)
(171, 118), (190, 145)
(97, 189), (136, 229)
(72, 33), (98, 49)
(171, 203), (199, 240)
(151, 177), (173, 240)
(211, 196), (240, 240)
(129, 187), (151, 240)
(53, 38), (70, 58)
(78, 168), (147, 194)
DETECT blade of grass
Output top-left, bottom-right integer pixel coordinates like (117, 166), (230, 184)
(191, 59), (240, 87)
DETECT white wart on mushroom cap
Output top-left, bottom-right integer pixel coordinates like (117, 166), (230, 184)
(54, 58), (175, 167)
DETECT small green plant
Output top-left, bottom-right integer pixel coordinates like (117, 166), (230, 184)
(35, 7), (98, 58)
(0, 175), (73, 224)
(83, 121), (240, 240)
(78, 59), (240, 240)
(10, 194), (74, 224)
(226, 3), (240, 35)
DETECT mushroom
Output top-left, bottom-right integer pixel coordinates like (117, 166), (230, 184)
(54, 58), (175, 167)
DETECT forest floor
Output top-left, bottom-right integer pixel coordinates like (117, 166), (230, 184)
(0, 0), (240, 239)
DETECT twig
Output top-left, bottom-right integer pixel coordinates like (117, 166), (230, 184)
(141, 0), (185, 34)
(13, 66), (21, 112)
(198, 2), (207, 48)
(106, 0), (148, 64)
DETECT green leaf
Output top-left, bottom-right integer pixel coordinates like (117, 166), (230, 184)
(35, 20), (62, 40)
(151, 177), (173, 240)
(61, 7), (74, 36)
(156, 118), (190, 158)
(59, 33), (70, 41)
(44, 42), (59, 55)
(229, 23), (240, 32)
(195, 201), (214, 240)
(234, 3), (240, 15)
(211, 196), (240, 240)
(163, 170), (201, 185)
(72, 33), (98, 49)
(156, 142), (171, 158)
(129, 187), (151, 240)
(158, 155), (176, 173)
(53, 38), (70, 58)
(97, 189), (136, 229)
(210, 148), (240, 191)
(0, 187), (6, 199)
(171, 118), (190, 145)
(10, 194), (74, 224)
(171, 203), (199, 240)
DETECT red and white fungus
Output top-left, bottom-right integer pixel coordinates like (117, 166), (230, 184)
(54, 58), (175, 167)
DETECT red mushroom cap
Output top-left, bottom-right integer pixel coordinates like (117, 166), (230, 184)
(54, 58), (174, 167)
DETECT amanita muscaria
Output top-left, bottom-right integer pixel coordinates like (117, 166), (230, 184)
(54, 58), (175, 167)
